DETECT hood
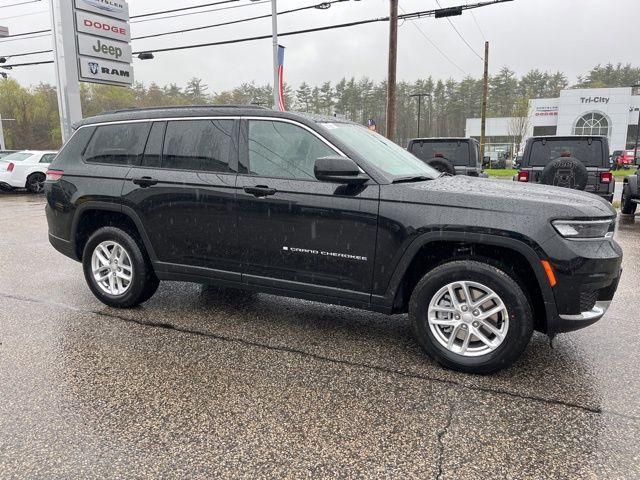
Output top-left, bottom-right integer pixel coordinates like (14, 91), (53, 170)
(383, 175), (615, 219)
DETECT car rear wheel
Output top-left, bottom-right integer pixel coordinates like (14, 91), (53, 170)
(621, 185), (637, 215)
(82, 226), (159, 308)
(409, 260), (533, 374)
(26, 172), (46, 193)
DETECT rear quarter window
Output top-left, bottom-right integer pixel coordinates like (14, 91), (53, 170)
(49, 127), (95, 169)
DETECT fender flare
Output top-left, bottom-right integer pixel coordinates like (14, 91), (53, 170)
(377, 230), (556, 319)
(71, 201), (158, 262)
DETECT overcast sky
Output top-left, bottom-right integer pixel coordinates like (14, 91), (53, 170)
(0, 0), (638, 92)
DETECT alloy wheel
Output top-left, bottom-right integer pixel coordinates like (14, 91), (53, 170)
(427, 280), (509, 357)
(91, 241), (133, 296)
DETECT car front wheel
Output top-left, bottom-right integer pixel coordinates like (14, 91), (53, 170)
(410, 260), (533, 374)
(82, 226), (159, 308)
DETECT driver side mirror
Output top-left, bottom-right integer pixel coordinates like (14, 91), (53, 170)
(314, 156), (369, 184)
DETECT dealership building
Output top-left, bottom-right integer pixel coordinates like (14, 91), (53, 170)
(465, 87), (640, 157)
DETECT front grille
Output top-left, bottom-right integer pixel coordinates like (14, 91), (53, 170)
(579, 289), (598, 312)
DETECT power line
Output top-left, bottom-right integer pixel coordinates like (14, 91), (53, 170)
(1, 1), (512, 67)
(132, 0), (239, 19)
(0, 32), (49, 44)
(469, 10), (486, 41)
(0, 9), (47, 21)
(434, 0), (483, 61)
(133, 0), (348, 41)
(0, 0), (40, 8)
(1, 0), (345, 56)
(399, 5), (467, 75)
(130, 0), (269, 24)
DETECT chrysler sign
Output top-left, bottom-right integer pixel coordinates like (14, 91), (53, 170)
(77, 33), (131, 63)
(79, 56), (134, 85)
(74, 0), (129, 21)
(76, 10), (130, 42)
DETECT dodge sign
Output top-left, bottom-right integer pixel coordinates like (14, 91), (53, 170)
(75, 10), (130, 42)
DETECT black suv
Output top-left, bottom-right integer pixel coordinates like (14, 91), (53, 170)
(516, 135), (614, 202)
(406, 137), (482, 176)
(45, 106), (622, 374)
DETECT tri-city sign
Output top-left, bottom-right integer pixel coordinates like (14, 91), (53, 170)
(74, 0), (133, 86)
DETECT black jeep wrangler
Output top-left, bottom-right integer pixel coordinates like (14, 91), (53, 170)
(406, 137), (482, 176)
(516, 135), (614, 202)
(45, 107), (622, 374)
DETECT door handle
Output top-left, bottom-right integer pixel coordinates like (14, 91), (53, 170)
(132, 176), (158, 188)
(244, 185), (276, 197)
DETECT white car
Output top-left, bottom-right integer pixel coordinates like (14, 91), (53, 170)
(0, 150), (58, 193)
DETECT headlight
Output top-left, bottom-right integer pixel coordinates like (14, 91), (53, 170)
(552, 219), (615, 239)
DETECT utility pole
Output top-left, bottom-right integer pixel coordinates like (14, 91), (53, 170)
(385, 0), (398, 141)
(271, 0), (279, 110)
(479, 41), (489, 162)
(49, 0), (83, 143)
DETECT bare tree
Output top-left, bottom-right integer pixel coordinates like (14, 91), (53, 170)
(508, 97), (532, 159)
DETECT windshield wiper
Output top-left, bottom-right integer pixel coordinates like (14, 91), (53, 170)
(391, 175), (432, 184)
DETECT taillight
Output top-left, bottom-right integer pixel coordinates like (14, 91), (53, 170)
(517, 171), (529, 182)
(600, 172), (613, 184)
(46, 169), (64, 181)
(7, 162), (14, 172)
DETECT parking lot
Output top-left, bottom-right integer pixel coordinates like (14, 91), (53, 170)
(0, 192), (639, 478)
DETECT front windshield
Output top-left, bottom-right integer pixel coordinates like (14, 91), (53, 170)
(320, 122), (439, 179)
(1, 152), (32, 162)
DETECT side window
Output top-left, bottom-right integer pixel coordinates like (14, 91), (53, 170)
(40, 154), (56, 164)
(162, 120), (234, 173)
(142, 122), (166, 168)
(248, 120), (335, 180)
(50, 126), (94, 169)
(83, 123), (151, 166)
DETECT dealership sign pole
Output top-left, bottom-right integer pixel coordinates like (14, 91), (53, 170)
(50, 0), (83, 143)
(49, 0), (133, 143)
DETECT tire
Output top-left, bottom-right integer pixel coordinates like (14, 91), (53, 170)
(26, 172), (46, 194)
(539, 157), (588, 190)
(426, 157), (456, 176)
(409, 260), (534, 374)
(82, 226), (159, 308)
(621, 184), (637, 215)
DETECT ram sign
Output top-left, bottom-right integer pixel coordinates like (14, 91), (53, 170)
(79, 56), (134, 85)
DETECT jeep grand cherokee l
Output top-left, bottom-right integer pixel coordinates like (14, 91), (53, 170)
(45, 106), (622, 374)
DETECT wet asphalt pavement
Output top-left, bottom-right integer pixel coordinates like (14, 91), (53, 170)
(1, 192), (639, 479)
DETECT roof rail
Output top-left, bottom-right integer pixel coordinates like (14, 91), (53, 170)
(109, 104), (269, 114)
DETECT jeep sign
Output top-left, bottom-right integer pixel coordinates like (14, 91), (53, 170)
(77, 33), (132, 63)
(75, 10), (130, 42)
(74, 0), (129, 21)
(79, 56), (134, 85)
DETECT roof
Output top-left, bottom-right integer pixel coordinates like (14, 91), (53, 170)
(408, 137), (477, 143)
(528, 135), (607, 141)
(74, 105), (354, 128)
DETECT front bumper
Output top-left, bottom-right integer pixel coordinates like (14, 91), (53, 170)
(540, 232), (622, 334)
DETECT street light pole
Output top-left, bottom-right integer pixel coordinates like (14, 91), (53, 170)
(271, 0), (279, 110)
(409, 93), (431, 138)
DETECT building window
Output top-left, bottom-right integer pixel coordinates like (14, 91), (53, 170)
(572, 112), (610, 137)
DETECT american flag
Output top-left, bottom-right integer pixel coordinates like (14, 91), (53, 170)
(276, 45), (286, 111)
